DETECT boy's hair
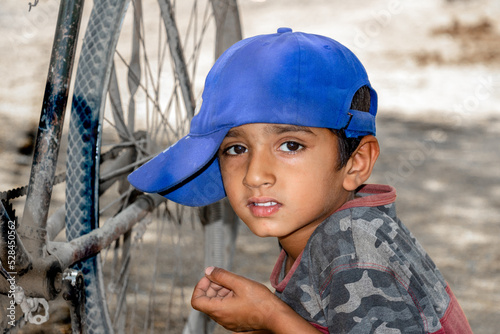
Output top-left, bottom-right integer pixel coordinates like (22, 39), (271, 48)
(332, 85), (371, 169)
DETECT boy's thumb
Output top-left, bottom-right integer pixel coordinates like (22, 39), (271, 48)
(204, 266), (241, 289)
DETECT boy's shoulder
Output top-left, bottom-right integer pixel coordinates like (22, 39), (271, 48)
(275, 186), (460, 333)
(275, 184), (456, 333)
(308, 183), (400, 257)
(305, 183), (443, 289)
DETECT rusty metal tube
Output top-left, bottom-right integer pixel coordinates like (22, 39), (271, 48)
(48, 195), (165, 269)
(20, 0), (85, 257)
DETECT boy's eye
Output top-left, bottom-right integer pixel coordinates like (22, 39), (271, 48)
(224, 145), (247, 155)
(279, 141), (303, 152)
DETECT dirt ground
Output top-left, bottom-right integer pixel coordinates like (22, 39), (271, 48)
(1, 0), (500, 333)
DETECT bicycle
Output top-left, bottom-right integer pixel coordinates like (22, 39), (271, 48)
(1, 0), (242, 332)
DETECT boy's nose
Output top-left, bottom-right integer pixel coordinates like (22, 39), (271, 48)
(243, 151), (276, 189)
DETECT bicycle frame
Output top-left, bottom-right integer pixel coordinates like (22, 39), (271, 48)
(1, 0), (242, 331)
(1, 0), (85, 301)
(20, 0), (85, 259)
(0, 0), (161, 302)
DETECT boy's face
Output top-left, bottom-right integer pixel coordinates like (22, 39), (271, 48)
(218, 123), (352, 242)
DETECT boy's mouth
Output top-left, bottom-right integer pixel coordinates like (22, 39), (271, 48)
(253, 201), (278, 207)
(247, 198), (281, 217)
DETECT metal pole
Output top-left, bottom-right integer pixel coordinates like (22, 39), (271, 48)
(20, 0), (85, 257)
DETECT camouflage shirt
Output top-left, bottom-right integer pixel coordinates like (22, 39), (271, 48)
(271, 184), (472, 333)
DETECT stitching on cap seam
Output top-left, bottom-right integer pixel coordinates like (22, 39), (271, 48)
(293, 32), (301, 124)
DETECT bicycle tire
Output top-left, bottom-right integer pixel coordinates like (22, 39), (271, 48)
(66, 0), (241, 332)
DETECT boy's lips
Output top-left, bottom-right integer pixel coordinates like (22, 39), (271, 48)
(247, 197), (281, 217)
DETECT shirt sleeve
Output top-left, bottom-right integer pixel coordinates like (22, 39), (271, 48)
(325, 267), (425, 333)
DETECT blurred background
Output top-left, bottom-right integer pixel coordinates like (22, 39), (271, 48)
(1, 0), (499, 332)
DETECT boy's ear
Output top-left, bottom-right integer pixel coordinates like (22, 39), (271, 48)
(343, 135), (380, 191)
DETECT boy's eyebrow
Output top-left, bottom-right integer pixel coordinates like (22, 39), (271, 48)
(225, 128), (243, 138)
(224, 125), (315, 138)
(265, 124), (316, 135)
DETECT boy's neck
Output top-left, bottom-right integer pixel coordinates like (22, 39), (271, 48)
(278, 225), (317, 265)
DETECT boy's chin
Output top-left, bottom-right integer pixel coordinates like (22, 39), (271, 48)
(244, 223), (279, 239)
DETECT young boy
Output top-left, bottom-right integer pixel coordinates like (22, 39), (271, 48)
(128, 28), (472, 333)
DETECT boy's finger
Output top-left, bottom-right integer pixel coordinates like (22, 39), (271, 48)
(195, 276), (210, 291)
(192, 277), (212, 297)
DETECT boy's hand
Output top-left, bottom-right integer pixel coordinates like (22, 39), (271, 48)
(191, 266), (282, 332)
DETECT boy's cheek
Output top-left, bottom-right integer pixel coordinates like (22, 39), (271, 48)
(220, 171), (240, 195)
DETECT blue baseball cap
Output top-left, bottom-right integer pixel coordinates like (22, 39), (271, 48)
(128, 28), (377, 207)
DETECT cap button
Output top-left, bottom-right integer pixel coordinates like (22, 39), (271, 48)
(277, 27), (293, 34)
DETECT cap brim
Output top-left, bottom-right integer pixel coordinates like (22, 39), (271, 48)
(127, 128), (228, 207)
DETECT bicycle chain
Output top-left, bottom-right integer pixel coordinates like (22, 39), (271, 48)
(0, 142), (132, 202)
(0, 172), (66, 202)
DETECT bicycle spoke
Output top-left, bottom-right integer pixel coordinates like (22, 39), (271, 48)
(109, 62), (131, 141)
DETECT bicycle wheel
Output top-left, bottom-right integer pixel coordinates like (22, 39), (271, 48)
(65, 0), (241, 332)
